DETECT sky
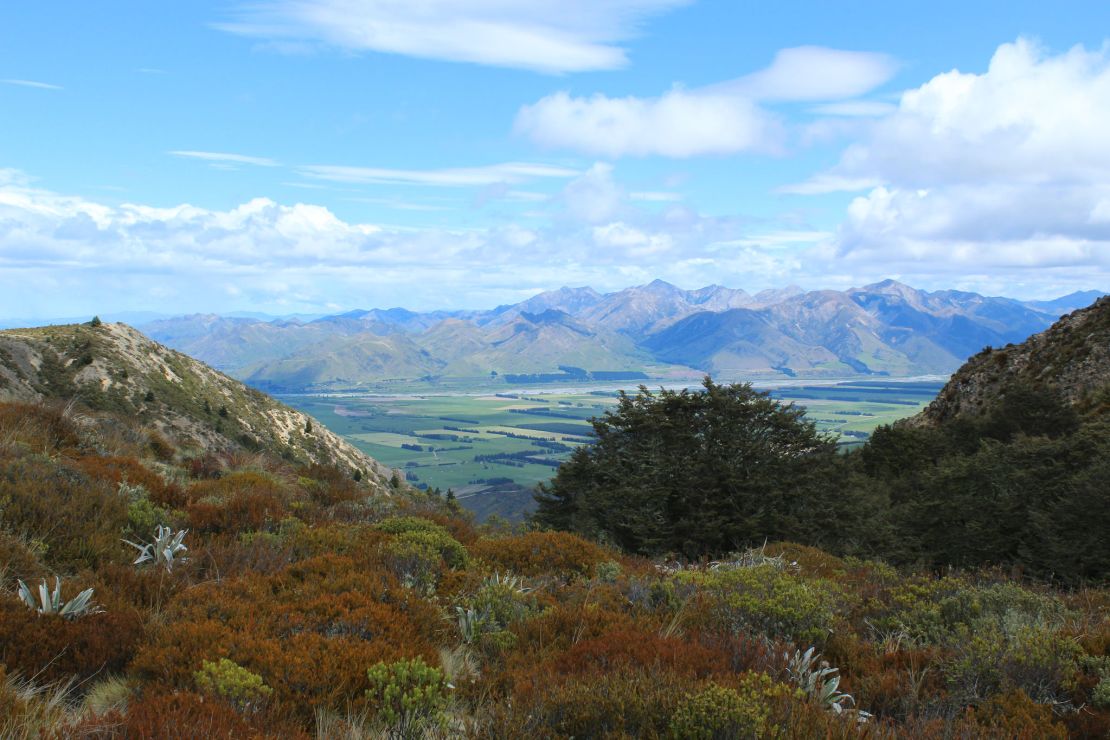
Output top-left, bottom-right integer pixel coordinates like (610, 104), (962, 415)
(2, 1), (1109, 318)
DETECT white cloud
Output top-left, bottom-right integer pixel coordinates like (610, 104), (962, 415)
(170, 151), (280, 167)
(808, 101), (897, 117)
(776, 174), (881, 195)
(793, 38), (1110, 286)
(838, 38), (1110, 187)
(515, 46), (895, 157)
(710, 47), (897, 102)
(0, 166), (756, 316)
(299, 162), (579, 187)
(2, 79), (62, 90)
(516, 89), (780, 158)
(629, 191), (682, 202)
(216, 0), (688, 73)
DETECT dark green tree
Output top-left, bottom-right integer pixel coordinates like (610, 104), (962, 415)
(533, 378), (867, 558)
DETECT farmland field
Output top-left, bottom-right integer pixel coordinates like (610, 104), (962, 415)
(279, 377), (945, 520)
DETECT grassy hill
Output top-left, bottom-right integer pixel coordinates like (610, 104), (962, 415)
(0, 320), (398, 488)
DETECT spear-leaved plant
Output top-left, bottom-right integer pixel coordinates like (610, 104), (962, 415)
(786, 646), (871, 722)
(17, 577), (101, 619)
(125, 525), (188, 572)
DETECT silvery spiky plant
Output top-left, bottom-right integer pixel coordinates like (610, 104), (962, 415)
(786, 646), (868, 720)
(17, 577), (100, 619)
(125, 525), (188, 572)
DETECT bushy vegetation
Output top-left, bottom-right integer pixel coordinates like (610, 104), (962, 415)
(539, 377), (1110, 582)
(0, 388), (1107, 737)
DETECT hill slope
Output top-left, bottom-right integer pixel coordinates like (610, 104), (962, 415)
(912, 296), (1110, 425)
(0, 321), (398, 488)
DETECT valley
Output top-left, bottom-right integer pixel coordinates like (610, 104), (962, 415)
(281, 376), (944, 520)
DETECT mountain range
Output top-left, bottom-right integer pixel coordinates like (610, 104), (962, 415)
(137, 280), (1106, 391)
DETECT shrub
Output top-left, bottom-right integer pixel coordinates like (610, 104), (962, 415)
(0, 456), (127, 570)
(675, 563), (839, 645)
(185, 471), (292, 534)
(194, 658), (272, 712)
(969, 689), (1068, 739)
(130, 555), (441, 721)
(122, 690), (292, 739)
(945, 622), (1081, 704)
(373, 517), (468, 569)
(365, 657), (449, 738)
(669, 674), (800, 740)
(0, 597), (143, 683)
(469, 531), (607, 579)
(510, 667), (685, 738)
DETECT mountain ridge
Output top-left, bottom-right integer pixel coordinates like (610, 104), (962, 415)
(137, 280), (1106, 391)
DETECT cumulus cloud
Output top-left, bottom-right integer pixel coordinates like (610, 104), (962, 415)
(516, 89), (779, 158)
(216, 0), (688, 73)
(515, 46), (895, 157)
(789, 38), (1110, 287)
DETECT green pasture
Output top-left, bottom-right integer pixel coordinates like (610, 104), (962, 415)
(279, 378), (943, 499)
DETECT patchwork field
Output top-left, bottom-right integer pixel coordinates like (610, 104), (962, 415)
(280, 378), (944, 520)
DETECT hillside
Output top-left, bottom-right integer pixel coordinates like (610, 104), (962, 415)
(0, 321), (398, 489)
(136, 279), (1100, 391)
(912, 296), (1110, 426)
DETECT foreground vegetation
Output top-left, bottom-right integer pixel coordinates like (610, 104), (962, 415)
(1, 399), (1108, 738)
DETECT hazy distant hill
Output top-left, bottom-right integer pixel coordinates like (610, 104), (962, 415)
(0, 321), (398, 488)
(140, 280), (1105, 391)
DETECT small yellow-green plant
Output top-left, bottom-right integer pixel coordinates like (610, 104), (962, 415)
(365, 657), (450, 739)
(674, 563), (838, 644)
(193, 658), (272, 712)
(668, 674), (799, 739)
(374, 517), (468, 568)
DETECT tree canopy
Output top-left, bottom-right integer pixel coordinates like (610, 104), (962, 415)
(533, 378), (878, 558)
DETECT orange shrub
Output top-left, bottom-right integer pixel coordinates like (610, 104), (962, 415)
(506, 667), (688, 738)
(0, 402), (82, 452)
(549, 627), (727, 678)
(469, 531), (608, 579)
(0, 597), (143, 684)
(0, 456), (127, 570)
(0, 530), (46, 582)
(131, 554), (442, 723)
(970, 689), (1069, 739)
(75, 454), (183, 508)
(185, 471), (292, 533)
(122, 690), (302, 739)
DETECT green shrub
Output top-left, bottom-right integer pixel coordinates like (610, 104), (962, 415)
(675, 564), (838, 644)
(365, 657), (449, 738)
(374, 517), (468, 569)
(193, 657), (272, 712)
(456, 573), (537, 658)
(669, 674), (799, 739)
(945, 623), (1080, 704)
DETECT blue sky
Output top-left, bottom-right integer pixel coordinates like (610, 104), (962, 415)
(2, 1), (1109, 318)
